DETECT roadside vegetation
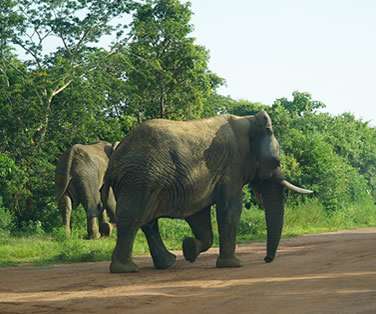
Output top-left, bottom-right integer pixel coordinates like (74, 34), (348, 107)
(1, 0), (375, 266)
(1, 196), (375, 266)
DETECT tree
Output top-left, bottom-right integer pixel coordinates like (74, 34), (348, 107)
(0, 0), (134, 148)
(123, 0), (223, 120)
(0, 0), (136, 229)
(273, 91), (325, 117)
(202, 93), (267, 117)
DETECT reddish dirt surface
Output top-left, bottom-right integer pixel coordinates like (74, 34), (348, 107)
(1, 228), (376, 314)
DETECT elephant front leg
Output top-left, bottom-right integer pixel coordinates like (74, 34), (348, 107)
(142, 219), (176, 269)
(183, 206), (213, 263)
(215, 197), (242, 268)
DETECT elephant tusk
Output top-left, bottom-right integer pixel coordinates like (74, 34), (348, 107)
(280, 180), (313, 194)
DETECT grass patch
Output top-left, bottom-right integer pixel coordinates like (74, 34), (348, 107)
(1, 197), (375, 266)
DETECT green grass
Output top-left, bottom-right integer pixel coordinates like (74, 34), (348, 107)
(1, 197), (375, 266)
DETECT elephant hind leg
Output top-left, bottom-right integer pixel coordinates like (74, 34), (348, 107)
(86, 215), (101, 239)
(110, 191), (157, 273)
(142, 219), (176, 270)
(99, 187), (116, 237)
(83, 190), (102, 239)
(58, 194), (73, 237)
(183, 206), (213, 263)
(85, 199), (101, 239)
(98, 210), (113, 237)
(110, 223), (139, 273)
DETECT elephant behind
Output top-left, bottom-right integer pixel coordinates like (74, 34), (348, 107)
(55, 141), (118, 239)
(103, 111), (312, 273)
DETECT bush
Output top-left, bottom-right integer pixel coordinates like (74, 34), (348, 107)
(57, 239), (91, 262)
(17, 220), (45, 236)
(0, 153), (27, 216)
(238, 207), (265, 240)
(0, 198), (14, 236)
(294, 134), (368, 211)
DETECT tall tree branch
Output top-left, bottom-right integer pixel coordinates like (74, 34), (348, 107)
(52, 80), (73, 97)
(13, 39), (42, 70)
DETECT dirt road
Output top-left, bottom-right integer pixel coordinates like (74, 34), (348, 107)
(1, 228), (376, 314)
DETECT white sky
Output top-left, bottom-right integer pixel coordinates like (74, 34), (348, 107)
(190, 0), (376, 125)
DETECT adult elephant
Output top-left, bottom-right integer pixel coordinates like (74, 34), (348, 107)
(102, 111), (312, 273)
(55, 141), (119, 239)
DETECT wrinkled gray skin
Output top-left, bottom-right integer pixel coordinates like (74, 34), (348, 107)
(55, 141), (119, 239)
(102, 111), (311, 272)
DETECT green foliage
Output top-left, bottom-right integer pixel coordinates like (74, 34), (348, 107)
(0, 0), (223, 232)
(124, 0), (223, 120)
(0, 199), (14, 236)
(0, 154), (28, 222)
(269, 93), (375, 211)
(237, 208), (266, 241)
(203, 94), (266, 117)
(281, 131), (369, 210)
(273, 91), (325, 117)
(0, 0), (137, 230)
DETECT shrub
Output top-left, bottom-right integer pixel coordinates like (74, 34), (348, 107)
(0, 198), (14, 236)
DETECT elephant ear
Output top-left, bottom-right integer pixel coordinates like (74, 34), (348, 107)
(254, 111), (273, 130)
(248, 111), (273, 139)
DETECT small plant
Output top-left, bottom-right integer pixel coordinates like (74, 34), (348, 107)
(51, 227), (68, 242)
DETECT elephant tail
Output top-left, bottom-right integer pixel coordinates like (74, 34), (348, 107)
(100, 171), (111, 210)
(55, 146), (75, 202)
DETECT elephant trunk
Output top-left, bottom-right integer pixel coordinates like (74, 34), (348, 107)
(255, 179), (285, 263)
(264, 181), (284, 263)
(252, 167), (313, 263)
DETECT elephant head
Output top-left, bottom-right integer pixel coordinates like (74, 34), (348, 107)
(249, 111), (312, 263)
(250, 111), (281, 180)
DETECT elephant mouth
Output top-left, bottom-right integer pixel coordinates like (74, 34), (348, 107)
(261, 170), (314, 194)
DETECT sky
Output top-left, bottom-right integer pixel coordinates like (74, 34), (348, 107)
(189, 0), (376, 124)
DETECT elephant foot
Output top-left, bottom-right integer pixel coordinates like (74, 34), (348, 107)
(216, 255), (242, 268)
(153, 251), (177, 270)
(264, 255), (275, 263)
(99, 222), (113, 237)
(110, 258), (139, 273)
(183, 237), (200, 263)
